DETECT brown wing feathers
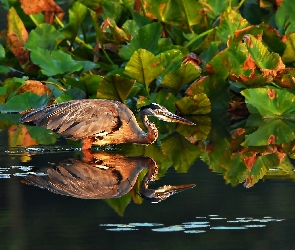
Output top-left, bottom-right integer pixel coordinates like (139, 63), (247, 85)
(19, 100), (122, 140)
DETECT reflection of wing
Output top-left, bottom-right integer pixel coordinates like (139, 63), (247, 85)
(19, 99), (122, 140)
(23, 152), (196, 202)
(24, 159), (134, 199)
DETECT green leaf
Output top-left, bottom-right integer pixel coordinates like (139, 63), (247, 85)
(175, 94), (211, 115)
(241, 88), (295, 118)
(30, 48), (82, 76)
(0, 113), (20, 129)
(243, 119), (295, 146)
(119, 22), (162, 60)
(176, 116), (211, 141)
(79, 61), (98, 73)
(0, 87), (6, 95)
(97, 75), (135, 102)
(275, 0), (295, 34)
(143, 0), (202, 28)
(249, 154), (279, 186)
(124, 49), (164, 90)
(0, 44), (5, 60)
(157, 49), (184, 76)
(83, 75), (102, 96)
(282, 33), (295, 63)
(30, 48), (96, 76)
(61, 2), (88, 40)
(161, 63), (200, 92)
(24, 23), (64, 51)
(1, 92), (50, 112)
(186, 75), (229, 110)
(199, 41), (220, 66)
(216, 8), (249, 43)
(27, 126), (59, 145)
(101, 0), (124, 21)
(161, 132), (201, 173)
(122, 20), (139, 39)
(0, 66), (10, 74)
(106, 193), (131, 216)
(202, 0), (228, 19)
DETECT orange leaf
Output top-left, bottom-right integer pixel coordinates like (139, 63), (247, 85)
(20, 0), (64, 24)
(8, 125), (37, 147)
(7, 7), (29, 65)
(17, 80), (54, 105)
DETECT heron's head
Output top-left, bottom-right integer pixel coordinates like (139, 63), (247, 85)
(140, 184), (196, 203)
(139, 103), (195, 125)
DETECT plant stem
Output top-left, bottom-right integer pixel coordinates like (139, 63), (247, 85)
(140, 0), (146, 16)
(184, 28), (214, 48)
(101, 46), (115, 65)
(55, 16), (92, 50)
(237, 0), (246, 10)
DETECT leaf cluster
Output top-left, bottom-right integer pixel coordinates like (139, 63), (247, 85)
(2, 0), (295, 190)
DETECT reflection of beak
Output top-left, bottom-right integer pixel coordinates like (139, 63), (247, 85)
(140, 183), (196, 203)
(153, 110), (195, 125)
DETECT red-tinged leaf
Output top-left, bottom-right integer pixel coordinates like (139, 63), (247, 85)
(273, 68), (295, 89)
(233, 25), (263, 42)
(261, 23), (286, 55)
(7, 7), (29, 65)
(243, 35), (285, 79)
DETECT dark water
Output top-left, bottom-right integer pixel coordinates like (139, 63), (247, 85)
(0, 145), (294, 250)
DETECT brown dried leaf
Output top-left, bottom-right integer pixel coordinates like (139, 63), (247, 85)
(20, 0), (64, 24)
(17, 80), (54, 104)
(17, 80), (51, 96)
(7, 7), (29, 65)
(182, 53), (202, 72)
(228, 102), (249, 120)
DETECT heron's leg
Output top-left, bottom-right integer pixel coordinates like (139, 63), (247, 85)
(81, 149), (94, 163)
(81, 137), (93, 151)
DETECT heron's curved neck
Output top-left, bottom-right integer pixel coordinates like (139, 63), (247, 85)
(139, 113), (158, 144)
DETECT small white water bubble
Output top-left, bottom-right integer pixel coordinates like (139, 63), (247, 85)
(184, 230), (206, 234)
(106, 228), (138, 231)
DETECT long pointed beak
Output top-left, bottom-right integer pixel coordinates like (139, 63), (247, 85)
(154, 111), (195, 125)
(141, 183), (196, 203)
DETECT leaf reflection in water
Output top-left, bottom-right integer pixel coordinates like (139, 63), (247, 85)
(22, 151), (195, 203)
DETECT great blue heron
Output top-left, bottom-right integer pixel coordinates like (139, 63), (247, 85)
(19, 99), (195, 150)
(22, 152), (195, 202)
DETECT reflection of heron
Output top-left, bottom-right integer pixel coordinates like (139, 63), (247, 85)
(23, 153), (195, 203)
(19, 100), (194, 150)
